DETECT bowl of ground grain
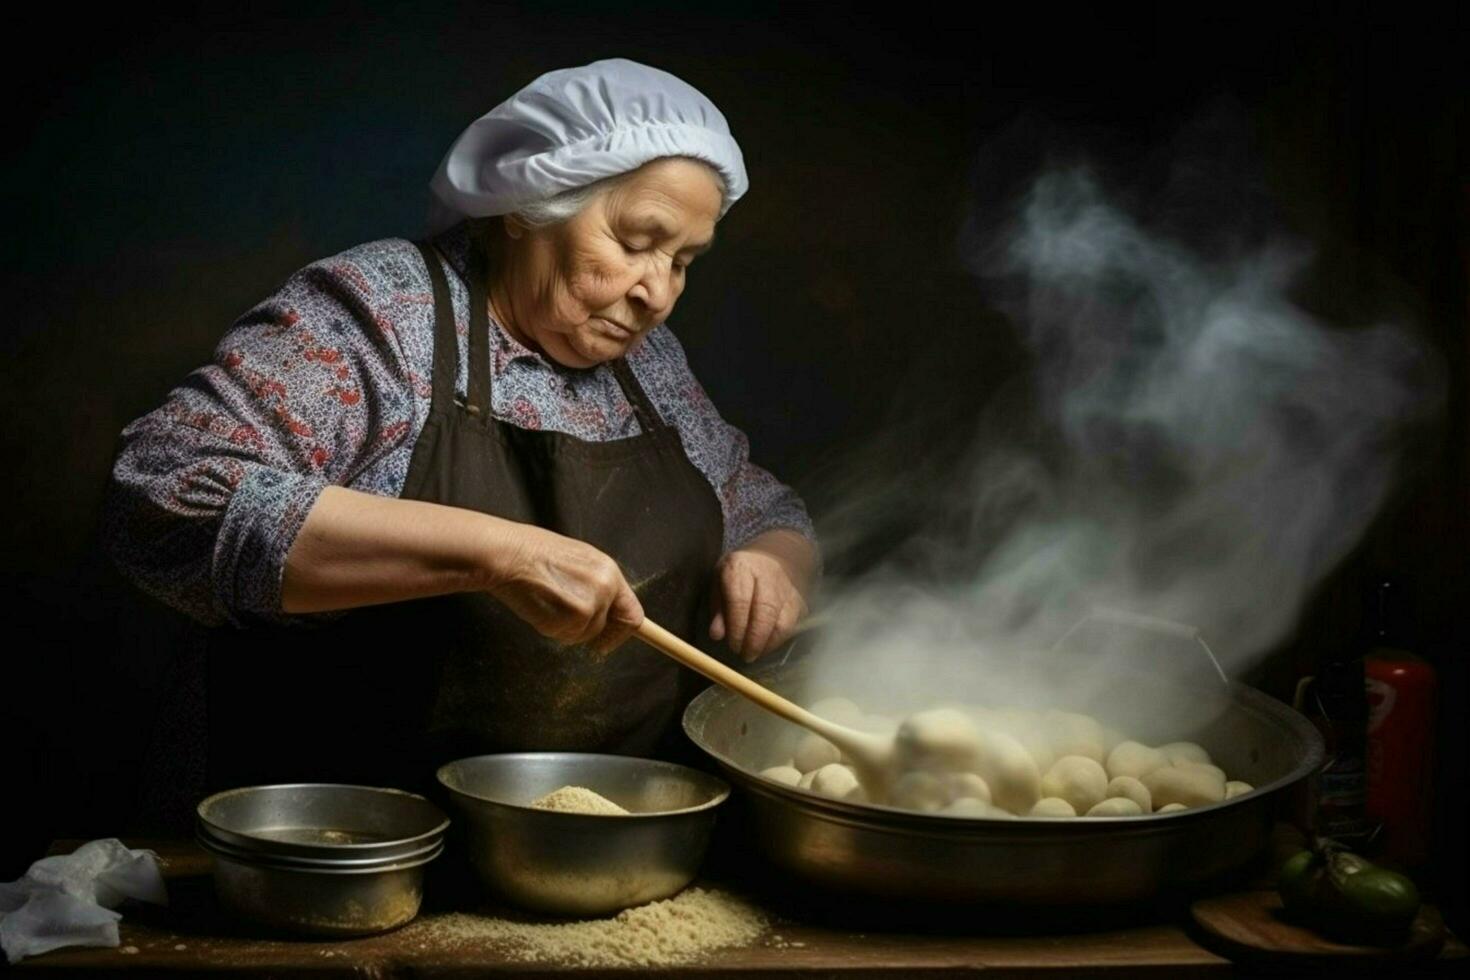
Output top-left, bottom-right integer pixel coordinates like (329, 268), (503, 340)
(437, 753), (729, 917)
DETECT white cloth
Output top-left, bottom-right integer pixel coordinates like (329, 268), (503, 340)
(426, 57), (748, 235)
(0, 839), (167, 963)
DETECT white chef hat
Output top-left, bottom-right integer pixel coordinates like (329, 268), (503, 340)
(425, 58), (748, 236)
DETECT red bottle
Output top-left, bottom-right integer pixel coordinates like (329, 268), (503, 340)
(1364, 578), (1437, 868)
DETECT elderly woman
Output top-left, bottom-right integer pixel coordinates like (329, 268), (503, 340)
(104, 59), (818, 791)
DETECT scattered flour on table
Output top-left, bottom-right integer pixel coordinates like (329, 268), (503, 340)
(528, 785), (630, 815)
(408, 888), (767, 967)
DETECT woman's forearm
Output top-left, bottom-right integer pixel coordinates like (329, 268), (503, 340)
(281, 485), (523, 614)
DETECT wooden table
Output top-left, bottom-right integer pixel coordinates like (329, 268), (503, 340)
(14, 840), (1466, 977)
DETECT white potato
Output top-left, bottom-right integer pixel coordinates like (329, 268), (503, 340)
(1029, 797), (1078, 817)
(941, 772), (992, 805)
(1143, 763), (1225, 808)
(810, 763), (862, 801)
(1156, 802), (1188, 813)
(807, 697), (864, 727)
(1224, 780), (1253, 799)
(973, 730), (1042, 815)
(889, 771), (948, 812)
(893, 709), (984, 773)
(1086, 797), (1144, 817)
(794, 733), (842, 773)
(1042, 711), (1106, 763)
(1040, 755), (1109, 814)
(758, 765), (802, 787)
(1158, 741), (1212, 766)
(1105, 776), (1152, 813)
(1105, 741), (1169, 781)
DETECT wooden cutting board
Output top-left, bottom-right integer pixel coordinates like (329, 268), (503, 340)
(1190, 888), (1447, 966)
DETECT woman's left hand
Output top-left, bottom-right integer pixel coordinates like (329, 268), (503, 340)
(709, 529), (814, 662)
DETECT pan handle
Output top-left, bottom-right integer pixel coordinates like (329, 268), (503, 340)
(1050, 605), (1230, 686)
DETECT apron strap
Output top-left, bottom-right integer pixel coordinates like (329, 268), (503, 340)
(412, 240), (467, 416)
(413, 236), (493, 418)
(465, 228), (493, 415)
(609, 358), (673, 438)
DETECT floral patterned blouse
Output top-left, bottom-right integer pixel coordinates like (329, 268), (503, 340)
(103, 220), (817, 628)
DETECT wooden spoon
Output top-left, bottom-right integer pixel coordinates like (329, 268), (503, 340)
(634, 619), (893, 796)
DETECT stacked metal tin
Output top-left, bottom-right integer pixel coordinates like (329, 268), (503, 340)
(196, 784), (449, 936)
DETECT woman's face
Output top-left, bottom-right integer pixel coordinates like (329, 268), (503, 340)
(491, 157), (722, 368)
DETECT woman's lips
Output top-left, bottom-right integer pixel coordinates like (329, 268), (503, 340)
(595, 316), (636, 339)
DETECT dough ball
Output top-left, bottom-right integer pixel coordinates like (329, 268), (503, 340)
(797, 769), (819, 790)
(810, 763), (862, 801)
(807, 697), (864, 727)
(857, 714), (899, 737)
(1106, 776), (1152, 813)
(1042, 710), (1106, 763)
(966, 706), (998, 729)
(941, 772), (992, 805)
(758, 765), (802, 787)
(1158, 741), (1212, 766)
(1017, 730), (1056, 774)
(990, 707), (1039, 737)
(1142, 763), (1225, 808)
(944, 797), (1017, 819)
(1105, 741), (1169, 781)
(942, 796), (1001, 818)
(973, 730), (1042, 815)
(1041, 755), (1110, 814)
(893, 708), (984, 773)
(889, 771), (948, 812)
(1086, 797), (1144, 817)
(1156, 802), (1188, 813)
(1224, 780), (1253, 799)
(1029, 797), (1078, 818)
(794, 733), (842, 773)
(1174, 761), (1228, 784)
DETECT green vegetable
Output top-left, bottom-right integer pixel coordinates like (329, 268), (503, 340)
(1277, 849), (1320, 915)
(1335, 867), (1421, 939)
(1275, 839), (1422, 945)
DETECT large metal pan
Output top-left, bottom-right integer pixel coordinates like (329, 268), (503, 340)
(682, 632), (1323, 906)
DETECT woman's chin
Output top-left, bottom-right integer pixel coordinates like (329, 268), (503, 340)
(561, 334), (628, 367)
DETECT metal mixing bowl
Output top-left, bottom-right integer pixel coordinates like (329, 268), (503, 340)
(683, 652), (1324, 907)
(436, 753), (730, 917)
(196, 784), (448, 936)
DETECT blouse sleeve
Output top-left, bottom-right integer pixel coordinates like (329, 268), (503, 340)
(630, 326), (821, 560)
(102, 248), (419, 628)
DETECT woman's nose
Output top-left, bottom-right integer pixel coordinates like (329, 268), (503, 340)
(629, 264), (675, 317)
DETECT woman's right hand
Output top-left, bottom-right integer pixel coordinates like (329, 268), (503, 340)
(483, 524), (645, 655)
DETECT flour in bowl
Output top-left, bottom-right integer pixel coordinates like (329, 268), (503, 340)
(528, 786), (630, 815)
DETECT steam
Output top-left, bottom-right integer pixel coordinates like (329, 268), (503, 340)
(799, 129), (1439, 715)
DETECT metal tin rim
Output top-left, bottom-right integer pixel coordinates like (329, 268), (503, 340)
(198, 829), (445, 875)
(196, 783), (450, 859)
(195, 821), (445, 870)
(435, 752), (731, 818)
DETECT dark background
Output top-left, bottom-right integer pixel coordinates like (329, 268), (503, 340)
(4, 0), (1465, 932)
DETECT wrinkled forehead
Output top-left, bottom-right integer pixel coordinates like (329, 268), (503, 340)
(603, 161), (723, 232)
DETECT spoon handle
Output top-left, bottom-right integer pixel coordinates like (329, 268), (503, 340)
(634, 619), (833, 736)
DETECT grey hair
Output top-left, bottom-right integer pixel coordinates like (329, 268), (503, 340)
(509, 156), (729, 229)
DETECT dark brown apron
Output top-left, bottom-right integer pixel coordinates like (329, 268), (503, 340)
(206, 223), (725, 795)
